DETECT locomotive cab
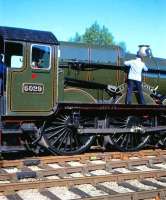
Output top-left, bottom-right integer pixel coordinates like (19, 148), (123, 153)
(0, 27), (59, 117)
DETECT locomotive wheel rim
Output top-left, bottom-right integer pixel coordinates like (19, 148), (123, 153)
(109, 116), (150, 151)
(42, 112), (95, 155)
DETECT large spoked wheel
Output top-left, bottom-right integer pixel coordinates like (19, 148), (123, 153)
(42, 112), (95, 155)
(154, 115), (166, 148)
(109, 116), (150, 151)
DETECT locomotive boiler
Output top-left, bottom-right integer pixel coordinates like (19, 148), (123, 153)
(0, 26), (166, 155)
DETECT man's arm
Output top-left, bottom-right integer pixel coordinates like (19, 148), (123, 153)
(124, 60), (132, 66)
(143, 64), (148, 71)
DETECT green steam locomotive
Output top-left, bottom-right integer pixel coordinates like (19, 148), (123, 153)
(0, 26), (166, 155)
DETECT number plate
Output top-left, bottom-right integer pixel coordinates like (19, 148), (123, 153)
(22, 83), (44, 94)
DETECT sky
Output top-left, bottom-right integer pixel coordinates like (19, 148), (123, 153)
(0, 0), (166, 58)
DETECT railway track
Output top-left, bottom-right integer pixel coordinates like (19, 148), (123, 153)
(1, 150), (166, 199)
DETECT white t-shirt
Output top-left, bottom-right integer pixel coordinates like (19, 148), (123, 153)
(124, 57), (148, 82)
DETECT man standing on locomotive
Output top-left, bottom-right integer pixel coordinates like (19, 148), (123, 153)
(124, 50), (148, 104)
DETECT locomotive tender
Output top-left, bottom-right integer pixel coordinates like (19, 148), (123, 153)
(0, 26), (166, 155)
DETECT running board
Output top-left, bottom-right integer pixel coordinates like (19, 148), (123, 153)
(2, 129), (23, 134)
(1, 146), (26, 153)
(78, 126), (166, 135)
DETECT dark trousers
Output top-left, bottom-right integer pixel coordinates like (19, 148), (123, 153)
(125, 79), (145, 104)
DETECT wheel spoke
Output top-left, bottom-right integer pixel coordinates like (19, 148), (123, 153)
(73, 133), (80, 148)
(44, 124), (66, 133)
(57, 130), (69, 150)
(64, 133), (69, 151)
(131, 133), (134, 147)
(125, 134), (130, 150)
(114, 134), (123, 143)
(51, 129), (67, 146)
(56, 115), (69, 122)
(69, 131), (73, 150)
(47, 127), (66, 139)
(52, 121), (66, 125)
(120, 134), (128, 147)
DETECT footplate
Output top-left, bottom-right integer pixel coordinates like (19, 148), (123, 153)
(78, 126), (166, 135)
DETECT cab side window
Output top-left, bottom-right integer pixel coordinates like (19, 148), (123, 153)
(31, 44), (51, 69)
(5, 42), (23, 68)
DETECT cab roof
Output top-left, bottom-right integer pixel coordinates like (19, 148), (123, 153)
(0, 26), (59, 45)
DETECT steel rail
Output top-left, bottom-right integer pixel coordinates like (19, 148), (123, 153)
(0, 155), (166, 183)
(1, 149), (166, 168)
(0, 170), (166, 194)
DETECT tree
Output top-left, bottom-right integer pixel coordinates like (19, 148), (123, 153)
(82, 21), (114, 46)
(69, 21), (127, 51)
(118, 41), (127, 52)
(69, 32), (82, 42)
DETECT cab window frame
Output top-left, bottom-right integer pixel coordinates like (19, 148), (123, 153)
(4, 40), (24, 70)
(30, 43), (51, 71)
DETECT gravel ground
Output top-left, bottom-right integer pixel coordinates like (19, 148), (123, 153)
(134, 165), (156, 171)
(146, 156), (156, 159)
(90, 169), (111, 176)
(154, 163), (166, 169)
(47, 163), (63, 169)
(17, 189), (50, 200)
(0, 196), (8, 200)
(88, 160), (106, 165)
(126, 179), (156, 190)
(159, 176), (166, 181)
(45, 175), (60, 179)
(67, 161), (85, 167)
(48, 186), (80, 200)
(19, 178), (43, 182)
(100, 181), (134, 193)
(129, 157), (140, 160)
(27, 166), (43, 171)
(70, 172), (84, 178)
(110, 159), (121, 161)
(76, 184), (107, 197)
(3, 167), (20, 173)
(113, 167), (131, 173)
(0, 180), (10, 184)
(146, 178), (166, 187)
